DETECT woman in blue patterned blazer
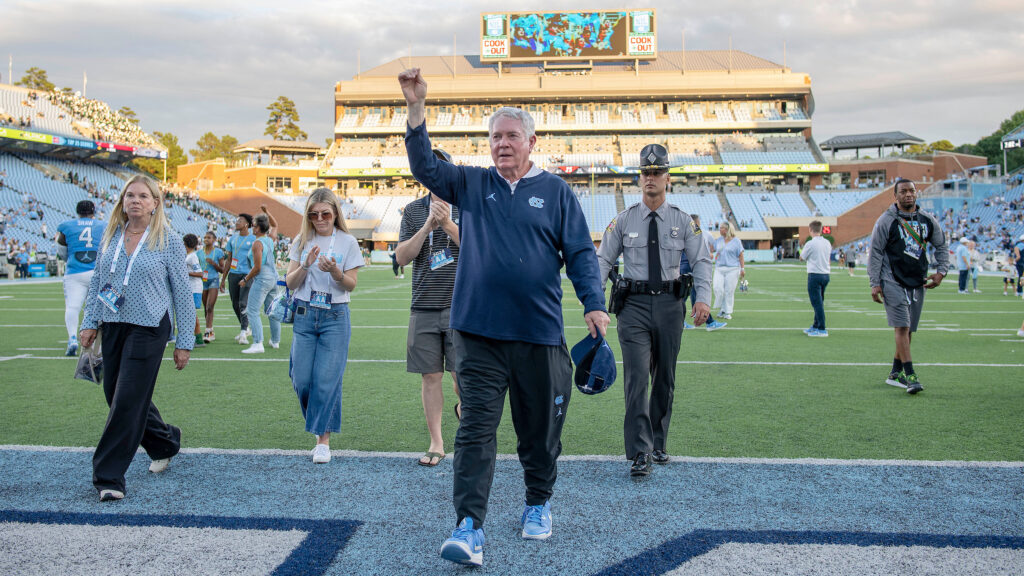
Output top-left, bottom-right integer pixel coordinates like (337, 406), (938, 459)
(79, 175), (196, 502)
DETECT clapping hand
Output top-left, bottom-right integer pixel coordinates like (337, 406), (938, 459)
(429, 198), (451, 227)
(317, 254), (339, 274)
(304, 246), (321, 269)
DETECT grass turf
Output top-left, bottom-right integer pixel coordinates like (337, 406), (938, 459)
(0, 264), (1021, 461)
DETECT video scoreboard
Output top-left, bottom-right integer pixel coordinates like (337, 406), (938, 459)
(480, 10), (656, 62)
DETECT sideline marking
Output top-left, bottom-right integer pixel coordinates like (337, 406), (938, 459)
(0, 354), (30, 362)
(2, 445), (1021, 468)
(10, 355), (1024, 368)
(595, 529), (1024, 576)
(0, 509), (361, 576)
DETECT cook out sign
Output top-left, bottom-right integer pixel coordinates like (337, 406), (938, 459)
(628, 35), (655, 55)
(482, 38), (509, 58)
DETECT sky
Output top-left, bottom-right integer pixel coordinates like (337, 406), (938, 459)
(3, 0), (1022, 158)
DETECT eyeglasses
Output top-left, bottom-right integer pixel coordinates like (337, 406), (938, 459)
(307, 211), (334, 221)
(640, 169), (668, 177)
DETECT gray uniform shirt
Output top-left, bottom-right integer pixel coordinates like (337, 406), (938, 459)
(597, 199), (713, 305)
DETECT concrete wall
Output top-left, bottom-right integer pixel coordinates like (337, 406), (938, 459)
(833, 184), (897, 245)
(198, 188), (304, 239)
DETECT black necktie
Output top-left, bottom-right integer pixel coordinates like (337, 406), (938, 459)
(648, 213), (660, 286)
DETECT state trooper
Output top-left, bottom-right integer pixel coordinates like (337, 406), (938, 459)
(597, 144), (713, 477)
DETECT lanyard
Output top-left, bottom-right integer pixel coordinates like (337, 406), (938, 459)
(109, 226), (150, 287)
(897, 215), (925, 249)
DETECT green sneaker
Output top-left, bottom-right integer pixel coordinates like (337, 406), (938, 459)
(885, 370), (907, 389)
(905, 373), (923, 395)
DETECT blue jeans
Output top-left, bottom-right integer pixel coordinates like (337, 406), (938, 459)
(807, 273), (830, 330)
(957, 270), (969, 292)
(246, 274), (281, 344)
(289, 301), (351, 436)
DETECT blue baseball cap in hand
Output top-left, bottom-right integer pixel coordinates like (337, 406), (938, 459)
(570, 332), (616, 395)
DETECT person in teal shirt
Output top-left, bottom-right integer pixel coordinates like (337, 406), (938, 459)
(198, 231), (226, 342)
(223, 214), (255, 344)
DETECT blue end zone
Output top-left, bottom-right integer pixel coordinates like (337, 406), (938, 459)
(595, 529), (1024, 576)
(0, 509), (361, 576)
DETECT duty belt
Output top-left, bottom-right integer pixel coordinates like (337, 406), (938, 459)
(627, 279), (681, 295)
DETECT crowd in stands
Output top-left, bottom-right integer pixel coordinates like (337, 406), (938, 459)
(48, 90), (161, 148)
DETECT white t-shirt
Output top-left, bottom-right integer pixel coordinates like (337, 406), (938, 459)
(288, 230), (363, 304)
(801, 236), (832, 275)
(185, 251), (203, 294)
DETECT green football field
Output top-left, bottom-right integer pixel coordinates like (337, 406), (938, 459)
(1, 264), (1021, 461)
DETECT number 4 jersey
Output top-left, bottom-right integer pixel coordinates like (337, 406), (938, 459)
(58, 218), (107, 275)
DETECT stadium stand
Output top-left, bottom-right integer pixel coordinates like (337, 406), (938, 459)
(809, 189), (882, 216)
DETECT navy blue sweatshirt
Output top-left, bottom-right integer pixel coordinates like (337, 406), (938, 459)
(406, 122), (606, 345)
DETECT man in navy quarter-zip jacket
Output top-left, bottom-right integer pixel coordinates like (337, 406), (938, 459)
(400, 67), (610, 566)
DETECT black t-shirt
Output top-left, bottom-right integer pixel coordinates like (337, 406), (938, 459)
(398, 196), (460, 310)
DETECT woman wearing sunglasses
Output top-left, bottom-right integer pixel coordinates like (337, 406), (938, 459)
(285, 188), (364, 463)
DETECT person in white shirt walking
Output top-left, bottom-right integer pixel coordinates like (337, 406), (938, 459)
(800, 220), (832, 337)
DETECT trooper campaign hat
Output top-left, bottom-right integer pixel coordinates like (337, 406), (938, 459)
(432, 148), (452, 163)
(570, 332), (617, 395)
(639, 143), (670, 170)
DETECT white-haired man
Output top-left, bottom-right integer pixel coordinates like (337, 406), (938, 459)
(400, 67), (610, 567)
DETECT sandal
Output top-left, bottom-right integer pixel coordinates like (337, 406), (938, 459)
(453, 402), (461, 421)
(418, 451), (446, 467)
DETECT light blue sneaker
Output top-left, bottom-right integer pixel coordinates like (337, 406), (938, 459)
(65, 336), (78, 357)
(521, 501), (552, 540)
(809, 329), (829, 338)
(440, 517), (485, 566)
(706, 320), (726, 332)
(803, 327), (815, 336)
(684, 323), (695, 330)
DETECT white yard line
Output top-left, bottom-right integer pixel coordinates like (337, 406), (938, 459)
(0, 444), (1020, 468)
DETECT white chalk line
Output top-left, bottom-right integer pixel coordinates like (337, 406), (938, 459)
(0, 444), (1020, 468)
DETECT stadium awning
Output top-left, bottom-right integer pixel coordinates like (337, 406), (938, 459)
(819, 132), (924, 151)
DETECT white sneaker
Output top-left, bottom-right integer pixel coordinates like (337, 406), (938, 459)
(99, 489), (124, 502)
(1017, 329), (1024, 338)
(242, 342), (264, 354)
(268, 341), (280, 349)
(244, 327), (252, 337)
(234, 330), (243, 343)
(149, 457), (171, 473)
(238, 333), (249, 345)
(312, 443), (331, 464)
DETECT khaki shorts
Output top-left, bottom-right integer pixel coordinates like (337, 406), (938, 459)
(882, 281), (925, 332)
(406, 308), (456, 374)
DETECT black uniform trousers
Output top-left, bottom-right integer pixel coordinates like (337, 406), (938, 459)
(616, 293), (684, 460)
(227, 271), (250, 330)
(93, 314), (181, 493)
(452, 330), (572, 528)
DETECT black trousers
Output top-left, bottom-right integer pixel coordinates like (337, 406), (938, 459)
(616, 293), (684, 460)
(93, 314), (180, 493)
(452, 331), (572, 528)
(227, 272), (250, 330)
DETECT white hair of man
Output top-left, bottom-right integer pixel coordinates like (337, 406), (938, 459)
(488, 106), (535, 140)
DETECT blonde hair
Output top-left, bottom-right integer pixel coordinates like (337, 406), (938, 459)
(100, 175), (169, 251)
(296, 187), (348, 246)
(720, 222), (737, 241)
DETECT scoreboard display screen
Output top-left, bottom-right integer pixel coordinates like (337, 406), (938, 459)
(481, 10), (656, 62)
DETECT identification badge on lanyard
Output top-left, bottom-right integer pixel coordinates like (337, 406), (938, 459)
(429, 248), (454, 270)
(310, 291), (332, 309)
(98, 283), (125, 313)
(230, 257), (239, 271)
